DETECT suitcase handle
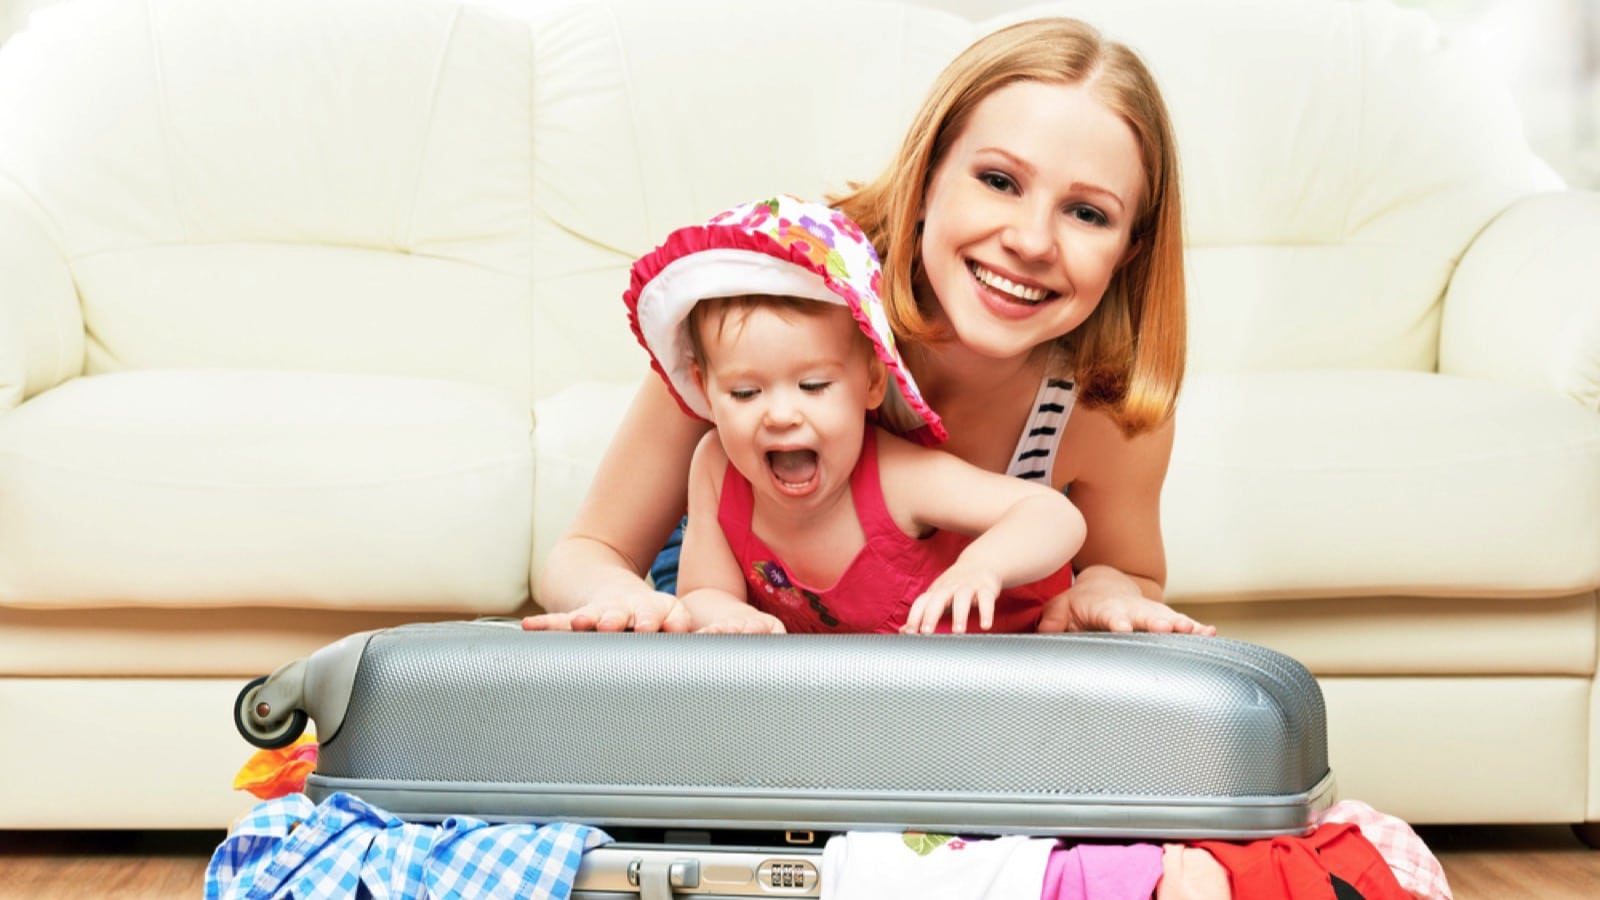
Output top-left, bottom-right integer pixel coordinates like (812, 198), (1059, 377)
(630, 857), (700, 900)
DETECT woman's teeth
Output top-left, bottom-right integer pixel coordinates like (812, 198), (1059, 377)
(971, 263), (1049, 303)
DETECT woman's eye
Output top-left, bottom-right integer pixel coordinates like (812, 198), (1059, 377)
(800, 381), (832, 394)
(978, 171), (1017, 193)
(1069, 205), (1109, 227)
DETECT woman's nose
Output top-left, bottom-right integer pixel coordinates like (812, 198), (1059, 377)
(1001, 205), (1058, 262)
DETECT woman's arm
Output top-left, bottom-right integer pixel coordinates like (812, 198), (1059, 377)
(527, 375), (709, 632)
(1039, 409), (1213, 634)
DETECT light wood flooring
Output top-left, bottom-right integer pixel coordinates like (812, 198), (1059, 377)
(0, 824), (1596, 898)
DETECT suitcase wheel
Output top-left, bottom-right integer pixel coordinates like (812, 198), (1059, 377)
(234, 674), (310, 749)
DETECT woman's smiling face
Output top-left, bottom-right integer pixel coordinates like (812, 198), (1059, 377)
(919, 78), (1146, 362)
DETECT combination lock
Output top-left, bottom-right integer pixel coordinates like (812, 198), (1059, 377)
(758, 858), (818, 891)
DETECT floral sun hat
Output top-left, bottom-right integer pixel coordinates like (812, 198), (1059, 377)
(624, 195), (946, 445)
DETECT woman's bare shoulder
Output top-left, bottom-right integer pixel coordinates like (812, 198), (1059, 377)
(1056, 402), (1175, 489)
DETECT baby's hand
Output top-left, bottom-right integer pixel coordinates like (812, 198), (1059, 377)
(521, 590), (691, 633)
(694, 608), (787, 634)
(681, 588), (787, 634)
(902, 566), (1002, 634)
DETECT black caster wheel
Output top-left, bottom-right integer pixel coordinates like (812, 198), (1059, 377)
(234, 674), (308, 749)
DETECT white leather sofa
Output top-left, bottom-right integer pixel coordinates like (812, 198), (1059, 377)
(1, 0), (1596, 836)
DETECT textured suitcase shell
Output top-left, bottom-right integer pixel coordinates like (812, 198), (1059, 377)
(242, 619), (1334, 840)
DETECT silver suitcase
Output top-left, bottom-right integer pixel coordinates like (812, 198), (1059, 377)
(236, 619), (1335, 898)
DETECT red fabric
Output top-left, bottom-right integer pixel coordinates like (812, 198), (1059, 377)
(718, 428), (1071, 633)
(1192, 823), (1413, 900)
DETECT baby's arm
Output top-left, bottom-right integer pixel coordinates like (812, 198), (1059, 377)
(678, 434), (786, 634)
(876, 431), (1086, 633)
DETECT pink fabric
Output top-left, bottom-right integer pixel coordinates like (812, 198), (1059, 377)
(1041, 843), (1164, 900)
(1317, 800), (1452, 900)
(718, 428), (1072, 633)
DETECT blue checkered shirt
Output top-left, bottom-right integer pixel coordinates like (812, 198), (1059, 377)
(205, 792), (611, 899)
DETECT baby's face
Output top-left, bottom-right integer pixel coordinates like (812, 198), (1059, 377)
(697, 304), (884, 511)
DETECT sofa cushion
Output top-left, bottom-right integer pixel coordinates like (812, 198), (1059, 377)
(1165, 370), (1600, 601)
(0, 369), (533, 610)
(533, 373), (1600, 609)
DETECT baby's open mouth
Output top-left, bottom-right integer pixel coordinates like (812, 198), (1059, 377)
(766, 449), (819, 489)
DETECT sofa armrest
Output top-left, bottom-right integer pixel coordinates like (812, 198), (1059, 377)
(0, 180), (82, 411)
(1440, 190), (1600, 410)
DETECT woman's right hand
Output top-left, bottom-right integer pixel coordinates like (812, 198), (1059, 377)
(534, 376), (711, 618)
(522, 589), (692, 632)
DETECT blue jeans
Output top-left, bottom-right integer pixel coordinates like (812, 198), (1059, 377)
(647, 516), (688, 594)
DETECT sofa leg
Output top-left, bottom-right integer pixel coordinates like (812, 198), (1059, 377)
(1572, 822), (1600, 849)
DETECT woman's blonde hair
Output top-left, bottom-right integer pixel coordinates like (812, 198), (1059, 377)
(832, 18), (1185, 435)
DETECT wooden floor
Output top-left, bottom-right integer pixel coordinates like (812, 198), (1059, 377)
(0, 824), (1596, 898)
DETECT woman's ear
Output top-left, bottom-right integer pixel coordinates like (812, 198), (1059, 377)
(1119, 234), (1147, 270)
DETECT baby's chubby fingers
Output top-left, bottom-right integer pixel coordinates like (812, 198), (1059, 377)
(948, 586), (1001, 633)
(900, 592), (944, 635)
(948, 590), (971, 634)
(975, 588), (998, 632)
(696, 614), (786, 634)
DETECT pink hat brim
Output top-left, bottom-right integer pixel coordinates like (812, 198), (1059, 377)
(625, 220), (947, 446)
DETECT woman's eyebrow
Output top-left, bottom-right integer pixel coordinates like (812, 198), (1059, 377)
(975, 147), (1127, 213)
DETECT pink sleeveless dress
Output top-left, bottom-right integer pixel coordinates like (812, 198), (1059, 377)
(717, 429), (1075, 634)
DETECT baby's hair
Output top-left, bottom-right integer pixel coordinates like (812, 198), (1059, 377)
(832, 17), (1185, 435)
(687, 294), (871, 366)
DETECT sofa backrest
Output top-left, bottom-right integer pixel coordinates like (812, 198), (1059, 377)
(522, 0), (971, 400)
(0, 0), (1561, 405)
(1054, 0), (1560, 376)
(0, 0), (538, 396)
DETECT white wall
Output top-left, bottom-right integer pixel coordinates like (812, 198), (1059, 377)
(1399, 0), (1600, 187)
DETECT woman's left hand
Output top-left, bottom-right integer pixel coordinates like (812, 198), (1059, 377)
(1036, 565), (1215, 635)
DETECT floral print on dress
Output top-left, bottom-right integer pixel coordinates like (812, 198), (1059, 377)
(750, 559), (840, 628)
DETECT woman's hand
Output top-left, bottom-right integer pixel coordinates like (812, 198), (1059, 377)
(1036, 565), (1215, 635)
(522, 589), (692, 633)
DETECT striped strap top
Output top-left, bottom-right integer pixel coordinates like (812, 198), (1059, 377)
(1005, 373), (1077, 483)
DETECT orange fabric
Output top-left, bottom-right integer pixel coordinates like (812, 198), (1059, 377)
(232, 734), (319, 800)
(1193, 823), (1412, 900)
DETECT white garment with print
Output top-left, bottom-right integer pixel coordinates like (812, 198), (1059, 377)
(821, 831), (1056, 900)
